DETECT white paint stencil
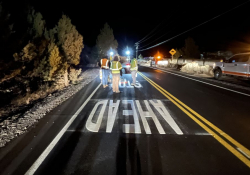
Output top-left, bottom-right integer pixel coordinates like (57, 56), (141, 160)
(85, 99), (183, 135)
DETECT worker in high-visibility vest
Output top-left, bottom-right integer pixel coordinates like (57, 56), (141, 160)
(98, 56), (110, 88)
(130, 58), (138, 86)
(110, 56), (122, 93)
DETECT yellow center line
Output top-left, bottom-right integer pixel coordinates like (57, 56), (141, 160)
(138, 72), (250, 168)
(139, 72), (250, 156)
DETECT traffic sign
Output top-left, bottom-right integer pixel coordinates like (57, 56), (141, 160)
(169, 49), (176, 55)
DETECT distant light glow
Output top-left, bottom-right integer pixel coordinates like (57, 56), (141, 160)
(126, 51), (130, 55)
(110, 52), (114, 56)
(157, 56), (161, 59)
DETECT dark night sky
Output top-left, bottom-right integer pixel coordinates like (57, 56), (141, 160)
(6, 0), (250, 57)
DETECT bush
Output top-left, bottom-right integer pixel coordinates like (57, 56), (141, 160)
(13, 43), (37, 62)
(53, 67), (69, 89)
(69, 68), (81, 84)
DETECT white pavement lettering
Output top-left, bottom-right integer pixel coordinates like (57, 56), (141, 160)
(136, 100), (165, 134)
(115, 79), (142, 88)
(85, 99), (183, 135)
(86, 100), (108, 132)
(149, 100), (183, 135)
(106, 100), (120, 133)
(122, 100), (141, 134)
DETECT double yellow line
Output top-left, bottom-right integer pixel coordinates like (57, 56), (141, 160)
(138, 71), (250, 168)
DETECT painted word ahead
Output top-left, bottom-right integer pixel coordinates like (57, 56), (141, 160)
(85, 100), (183, 135)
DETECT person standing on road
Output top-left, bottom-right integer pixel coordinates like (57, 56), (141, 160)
(110, 56), (122, 93)
(98, 56), (110, 88)
(130, 58), (138, 86)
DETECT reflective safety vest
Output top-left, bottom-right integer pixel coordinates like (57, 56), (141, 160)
(101, 58), (109, 69)
(130, 58), (138, 71)
(110, 61), (122, 74)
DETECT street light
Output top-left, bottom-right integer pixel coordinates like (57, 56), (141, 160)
(109, 51), (114, 61)
(126, 51), (130, 55)
(157, 56), (161, 59)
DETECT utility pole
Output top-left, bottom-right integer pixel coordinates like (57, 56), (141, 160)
(135, 42), (139, 59)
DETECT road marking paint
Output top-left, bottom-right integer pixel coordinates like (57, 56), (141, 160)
(237, 148), (250, 159)
(136, 100), (165, 134)
(150, 100), (183, 135)
(122, 100), (141, 134)
(147, 66), (250, 97)
(86, 100), (108, 132)
(139, 72), (250, 157)
(106, 100), (120, 133)
(115, 79), (143, 88)
(138, 72), (250, 168)
(194, 133), (212, 136)
(25, 83), (102, 175)
(84, 99), (182, 134)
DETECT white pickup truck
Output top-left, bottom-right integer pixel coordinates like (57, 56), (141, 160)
(213, 53), (250, 80)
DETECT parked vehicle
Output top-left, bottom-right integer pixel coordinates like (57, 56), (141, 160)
(213, 53), (250, 80)
(120, 57), (131, 74)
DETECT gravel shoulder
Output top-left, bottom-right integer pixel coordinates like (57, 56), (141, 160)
(0, 68), (99, 148)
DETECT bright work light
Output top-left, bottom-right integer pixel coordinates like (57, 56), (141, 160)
(110, 52), (114, 56)
(126, 51), (130, 55)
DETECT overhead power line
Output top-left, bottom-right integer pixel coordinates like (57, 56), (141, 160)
(136, 19), (166, 44)
(139, 26), (177, 49)
(139, 1), (250, 52)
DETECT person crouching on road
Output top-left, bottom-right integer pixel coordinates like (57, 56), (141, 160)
(110, 56), (122, 93)
(130, 58), (138, 86)
(98, 56), (110, 88)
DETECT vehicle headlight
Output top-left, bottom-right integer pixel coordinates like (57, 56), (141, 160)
(213, 63), (216, 69)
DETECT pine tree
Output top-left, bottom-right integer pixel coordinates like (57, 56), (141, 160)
(173, 48), (183, 59)
(48, 45), (62, 80)
(56, 15), (84, 65)
(96, 23), (118, 58)
(27, 8), (45, 39)
(183, 37), (200, 58)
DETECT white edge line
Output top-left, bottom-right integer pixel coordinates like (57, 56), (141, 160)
(25, 83), (102, 175)
(144, 66), (250, 97)
(237, 148), (250, 159)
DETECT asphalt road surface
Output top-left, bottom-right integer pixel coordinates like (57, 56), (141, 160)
(0, 66), (250, 175)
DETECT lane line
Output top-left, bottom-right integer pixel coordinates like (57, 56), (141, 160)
(144, 66), (250, 97)
(140, 72), (250, 154)
(138, 72), (250, 168)
(194, 133), (212, 136)
(139, 72), (250, 157)
(237, 148), (250, 159)
(25, 83), (102, 175)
